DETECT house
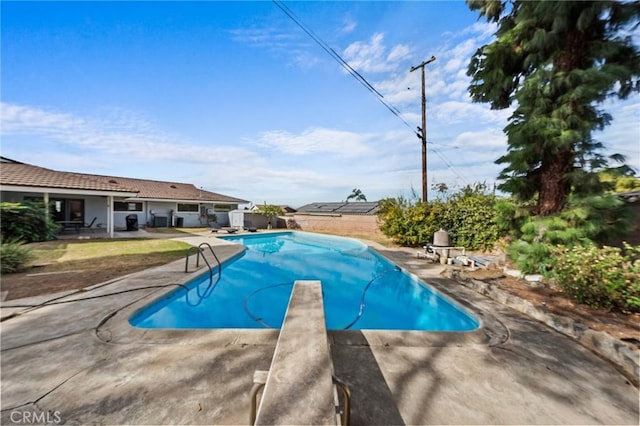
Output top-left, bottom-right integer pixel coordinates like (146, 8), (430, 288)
(0, 157), (249, 237)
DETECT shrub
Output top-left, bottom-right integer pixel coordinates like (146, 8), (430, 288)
(550, 243), (640, 312)
(502, 194), (635, 274)
(378, 196), (440, 246)
(507, 240), (554, 275)
(1, 201), (58, 243)
(377, 184), (503, 250)
(0, 238), (34, 273)
(441, 184), (502, 251)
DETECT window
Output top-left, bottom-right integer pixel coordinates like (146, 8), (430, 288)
(114, 202), (143, 212)
(177, 203), (199, 212)
(213, 204), (235, 212)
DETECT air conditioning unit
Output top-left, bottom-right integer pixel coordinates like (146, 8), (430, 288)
(154, 216), (168, 228)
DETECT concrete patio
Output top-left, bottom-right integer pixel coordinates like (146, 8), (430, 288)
(1, 232), (638, 425)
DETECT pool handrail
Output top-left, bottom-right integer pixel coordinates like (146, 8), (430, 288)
(184, 243), (222, 286)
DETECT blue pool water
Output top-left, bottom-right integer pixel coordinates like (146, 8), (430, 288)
(130, 232), (479, 331)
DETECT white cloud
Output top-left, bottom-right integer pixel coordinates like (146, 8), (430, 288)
(228, 25), (315, 69)
(228, 26), (298, 49)
(342, 33), (409, 74)
(341, 16), (357, 34)
(443, 57), (464, 74)
(2, 103), (87, 137)
(254, 127), (372, 156)
(0, 102), (260, 164)
(430, 101), (510, 126)
(387, 44), (410, 63)
(451, 129), (507, 150)
(443, 21), (497, 44)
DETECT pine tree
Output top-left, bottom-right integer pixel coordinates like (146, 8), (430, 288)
(467, 0), (640, 215)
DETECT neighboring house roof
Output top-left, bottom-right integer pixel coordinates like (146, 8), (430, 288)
(0, 157), (249, 204)
(296, 201), (380, 215)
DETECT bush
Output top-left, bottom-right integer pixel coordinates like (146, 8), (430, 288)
(500, 194), (635, 274)
(440, 184), (502, 251)
(0, 238), (34, 273)
(507, 240), (553, 275)
(0, 201), (58, 243)
(378, 196), (442, 246)
(550, 243), (640, 312)
(377, 184), (503, 250)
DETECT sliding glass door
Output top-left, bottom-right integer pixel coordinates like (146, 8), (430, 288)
(50, 198), (84, 222)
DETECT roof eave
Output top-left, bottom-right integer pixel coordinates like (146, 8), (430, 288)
(127, 197), (248, 204)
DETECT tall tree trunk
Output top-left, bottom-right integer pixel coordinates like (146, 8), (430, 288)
(538, 151), (573, 215)
(535, 29), (585, 216)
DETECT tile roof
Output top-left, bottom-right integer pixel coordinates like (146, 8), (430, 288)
(0, 157), (249, 203)
(296, 201), (380, 215)
(0, 158), (138, 193)
(82, 174), (249, 203)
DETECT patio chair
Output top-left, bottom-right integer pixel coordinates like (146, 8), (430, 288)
(243, 220), (258, 232)
(82, 217), (97, 233)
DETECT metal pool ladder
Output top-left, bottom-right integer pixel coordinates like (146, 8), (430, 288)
(184, 242), (222, 286)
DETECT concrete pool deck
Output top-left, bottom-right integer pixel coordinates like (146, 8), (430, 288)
(1, 231), (638, 425)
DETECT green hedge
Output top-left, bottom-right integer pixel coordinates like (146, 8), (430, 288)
(377, 184), (503, 250)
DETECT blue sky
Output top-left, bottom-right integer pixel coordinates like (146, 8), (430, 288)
(2, 1), (638, 207)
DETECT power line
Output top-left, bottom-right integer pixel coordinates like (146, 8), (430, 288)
(273, 0), (475, 185)
(272, 0), (416, 134)
(430, 146), (470, 186)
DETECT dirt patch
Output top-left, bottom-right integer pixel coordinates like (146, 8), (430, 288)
(464, 269), (640, 342)
(1, 253), (184, 301)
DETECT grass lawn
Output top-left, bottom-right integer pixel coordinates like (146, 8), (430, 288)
(1, 239), (191, 300)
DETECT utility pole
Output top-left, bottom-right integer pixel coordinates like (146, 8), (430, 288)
(410, 55), (436, 203)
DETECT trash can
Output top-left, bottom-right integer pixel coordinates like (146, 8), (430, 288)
(126, 214), (139, 231)
(176, 217), (184, 227)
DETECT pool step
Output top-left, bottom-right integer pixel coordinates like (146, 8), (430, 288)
(251, 280), (348, 425)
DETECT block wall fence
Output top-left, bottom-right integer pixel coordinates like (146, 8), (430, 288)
(282, 214), (386, 239)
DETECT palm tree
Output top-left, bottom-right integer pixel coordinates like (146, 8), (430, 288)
(346, 188), (367, 202)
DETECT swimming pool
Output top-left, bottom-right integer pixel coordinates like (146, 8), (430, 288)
(130, 231), (479, 331)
